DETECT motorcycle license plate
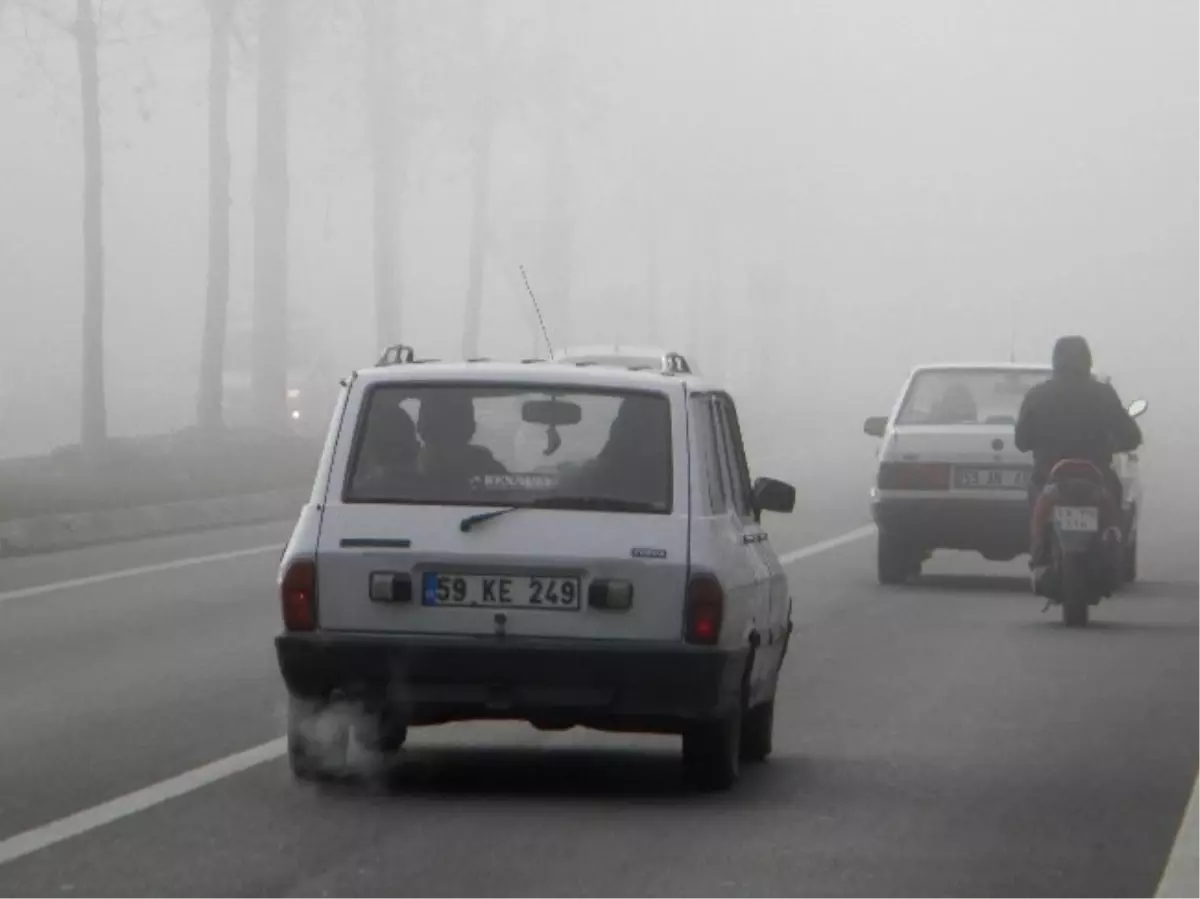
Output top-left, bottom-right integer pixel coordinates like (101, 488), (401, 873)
(1054, 506), (1099, 532)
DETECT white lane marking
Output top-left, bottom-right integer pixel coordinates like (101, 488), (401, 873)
(778, 525), (874, 565)
(0, 545), (281, 604)
(0, 739), (287, 867)
(1156, 774), (1199, 898)
(0, 525), (870, 868)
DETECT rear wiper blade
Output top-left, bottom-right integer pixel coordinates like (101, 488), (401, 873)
(458, 496), (661, 532)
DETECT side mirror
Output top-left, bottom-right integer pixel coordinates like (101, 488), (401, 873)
(863, 416), (888, 438)
(752, 476), (796, 516)
(1127, 398), (1148, 419)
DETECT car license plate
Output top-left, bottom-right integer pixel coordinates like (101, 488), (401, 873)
(953, 467), (1029, 490)
(421, 573), (582, 610)
(1054, 506), (1099, 532)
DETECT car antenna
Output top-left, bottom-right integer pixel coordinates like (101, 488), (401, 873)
(520, 264), (555, 358)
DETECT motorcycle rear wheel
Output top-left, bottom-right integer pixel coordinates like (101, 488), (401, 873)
(1059, 552), (1090, 628)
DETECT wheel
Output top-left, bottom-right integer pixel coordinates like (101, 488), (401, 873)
(682, 710), (742, 791)
(878, 531), (915, 585)
(287, 696), (349, 782)
(741, 698), (775, 764)
(1122, 538), (1138, 584)
(1059, 554), (1090, 628)
(355, 710), (409, 757)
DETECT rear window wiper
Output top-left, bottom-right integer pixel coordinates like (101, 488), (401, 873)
(459, 496), (664, 532)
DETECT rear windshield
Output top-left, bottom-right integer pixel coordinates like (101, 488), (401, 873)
(344, 384), (673, 513)
(896, 369), (1048, 426)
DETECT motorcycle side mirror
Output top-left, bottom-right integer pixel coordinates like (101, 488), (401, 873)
(1127, 399), (1148, 419)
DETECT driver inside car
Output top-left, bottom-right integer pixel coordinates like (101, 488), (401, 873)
(1015, 335), (1143, 569)
(929, 380), (978, 425)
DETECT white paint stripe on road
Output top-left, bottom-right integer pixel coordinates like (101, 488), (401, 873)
(0, 739), (287, 868)
(779, 525), (874, 565)
(0, 525), (871, 868)
(0, 544), (281, 604)
(1156, 774), (1199, 898)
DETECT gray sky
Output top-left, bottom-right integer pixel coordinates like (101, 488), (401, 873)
(0, 0), (1194, 467)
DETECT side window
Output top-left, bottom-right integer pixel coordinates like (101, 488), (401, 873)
(689, 394), (728, 514)
(714, 395), (755, 521)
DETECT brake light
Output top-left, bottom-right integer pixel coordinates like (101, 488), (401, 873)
(685, 574), (724, 645)
(1049, 459), (1103, 481)
(281, 558), (317, 631)
(878, 462), (950, 490)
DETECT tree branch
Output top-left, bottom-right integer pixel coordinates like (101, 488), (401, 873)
(14, 0), (72, 34)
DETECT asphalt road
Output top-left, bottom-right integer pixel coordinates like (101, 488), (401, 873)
(0, 468), (1194, 897)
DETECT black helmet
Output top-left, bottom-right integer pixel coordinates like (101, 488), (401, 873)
(1052, 335), (1092, 376)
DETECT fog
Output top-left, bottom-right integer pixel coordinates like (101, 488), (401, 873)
(0, 0), (1194, 498)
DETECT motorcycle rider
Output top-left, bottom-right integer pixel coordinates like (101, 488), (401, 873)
(1015, 335), (1143, 570)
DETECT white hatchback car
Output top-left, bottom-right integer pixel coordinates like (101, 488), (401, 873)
(275, 346), (796, 789)
(864, 363), (1144, 584)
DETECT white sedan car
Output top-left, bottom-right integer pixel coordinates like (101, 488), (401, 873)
(864, 363), (1144, 584)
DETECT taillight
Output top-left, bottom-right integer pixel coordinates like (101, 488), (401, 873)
(878, 462), (950, 490)
(685, 574), (724, 645)
(281, 558), (317, 631)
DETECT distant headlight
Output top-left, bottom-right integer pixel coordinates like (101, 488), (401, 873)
(291, 410), (301, 420)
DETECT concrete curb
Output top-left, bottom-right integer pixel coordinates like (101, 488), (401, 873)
(0, 487), (309, 558)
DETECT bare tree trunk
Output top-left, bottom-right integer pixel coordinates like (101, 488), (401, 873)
(253, 0), (289, 429)
(364, 0), (404, 350)
(74, 0), (106, 448)
(460, 33), (493, 361)
(197, 0), (234, 431)
(541, 0), (571, 345)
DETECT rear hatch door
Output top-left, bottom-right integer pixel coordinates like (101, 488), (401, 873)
(316, 504), (689, 641)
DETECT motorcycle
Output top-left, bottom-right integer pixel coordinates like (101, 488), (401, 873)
(1030, 399), (1148, 627)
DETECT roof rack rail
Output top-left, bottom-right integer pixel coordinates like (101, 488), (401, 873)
(551, 345), (695, 376)
(377, 343), (415, 366)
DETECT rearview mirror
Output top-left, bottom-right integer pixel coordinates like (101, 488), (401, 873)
(522, 398), (582, 427)
(752, 476), (796, 516)
(863, 416), (888, 438)
(1127, 398), (1148, 419)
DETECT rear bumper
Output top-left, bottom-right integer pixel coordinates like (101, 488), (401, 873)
(275, 632), (749, 731)
(871, 495), (1029, 556)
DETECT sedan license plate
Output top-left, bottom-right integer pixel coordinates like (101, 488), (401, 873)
(1054, 506), (1099, 532)
(422, 573), (582, 610)
(953, 467), (1029, 490)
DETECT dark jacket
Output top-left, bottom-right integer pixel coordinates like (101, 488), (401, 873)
(1014, 373), (1142, 480)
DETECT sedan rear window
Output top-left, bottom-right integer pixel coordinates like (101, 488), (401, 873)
(344, 384), (673, 513)
(896, 369), (1048, 426)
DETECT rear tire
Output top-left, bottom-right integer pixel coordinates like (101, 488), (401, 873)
(741, 698), (775, 764)
(287, 696), (349, 782)
(355, 709), (408, 756)
(683, 710), (742, 791)
(1060, 554), (1090, 628)
(878, 531), (915, 585)
(1122, 538), (1138, 584)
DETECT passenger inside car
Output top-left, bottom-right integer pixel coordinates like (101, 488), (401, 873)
(348, 400), (420, 496)
(416, 392), (508, 483)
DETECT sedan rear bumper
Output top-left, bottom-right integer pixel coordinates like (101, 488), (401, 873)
(871, 494), (1029, 558)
